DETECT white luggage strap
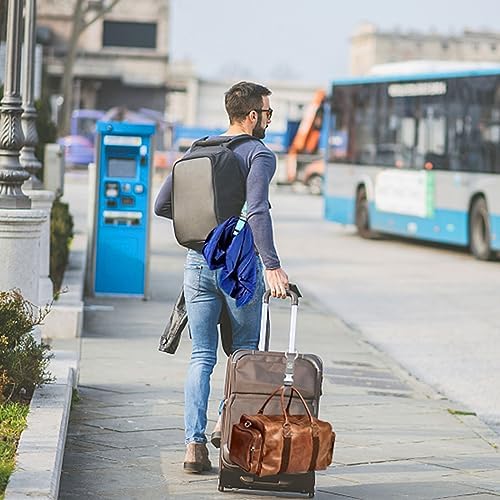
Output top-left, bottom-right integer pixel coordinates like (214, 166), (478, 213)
(258, 289), (299, 386)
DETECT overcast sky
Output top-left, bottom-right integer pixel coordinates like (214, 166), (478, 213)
(169, 0), (499, 86)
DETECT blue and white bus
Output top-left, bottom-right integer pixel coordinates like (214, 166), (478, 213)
(324, 68), (500, 260)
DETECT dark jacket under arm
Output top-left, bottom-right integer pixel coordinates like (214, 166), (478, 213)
(154, 174), (173, 219)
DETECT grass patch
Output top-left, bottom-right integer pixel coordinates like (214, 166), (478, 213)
(71, 388), (80, 406)
(448, 408), (477, 416)
(0, 402), (29, 495)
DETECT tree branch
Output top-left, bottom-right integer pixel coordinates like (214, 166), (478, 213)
(78, 0), (122, 36)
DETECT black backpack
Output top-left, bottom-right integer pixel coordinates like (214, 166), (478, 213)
(171, 134), (260, 251)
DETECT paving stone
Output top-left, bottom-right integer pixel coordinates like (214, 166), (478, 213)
(316, 481), (483, 499)
(420, 456), (500, 473)
(437, 495), (500, 499)
(79, 414), (184, 432)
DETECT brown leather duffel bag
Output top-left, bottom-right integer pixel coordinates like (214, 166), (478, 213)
(229, 385), (335, 477)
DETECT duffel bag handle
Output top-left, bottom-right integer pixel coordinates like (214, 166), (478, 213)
(257, 385), (314, 425)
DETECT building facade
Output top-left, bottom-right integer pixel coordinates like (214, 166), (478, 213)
(167, 76), (320, 133)
(350, 23), (500, 76)
(35, 1), (320, 139)
(37, 0), (170, 116)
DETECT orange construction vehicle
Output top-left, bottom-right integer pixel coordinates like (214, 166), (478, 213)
(286, 89), (326, 194)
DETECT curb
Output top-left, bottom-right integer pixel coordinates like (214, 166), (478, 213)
(5, 226), (87, 498)
(4, 365), (76, 500)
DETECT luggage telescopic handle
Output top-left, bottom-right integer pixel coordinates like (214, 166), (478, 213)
(258, 289), (299, 353)
(262, 289), (299, 305)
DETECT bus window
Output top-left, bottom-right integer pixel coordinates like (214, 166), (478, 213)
(450, 76), (500, 173)
(418, 103), (447, 170)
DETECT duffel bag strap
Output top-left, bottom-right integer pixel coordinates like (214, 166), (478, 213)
(258, 385), (321, 474)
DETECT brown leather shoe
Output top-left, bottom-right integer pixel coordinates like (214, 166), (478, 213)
(183, 442), (212, 473)
(210, 415), (222, 449)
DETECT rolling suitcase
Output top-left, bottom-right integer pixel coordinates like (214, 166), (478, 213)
(218, 289), (323, 498)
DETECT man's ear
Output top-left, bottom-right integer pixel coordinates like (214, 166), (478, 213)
(248, 110), (257, 123)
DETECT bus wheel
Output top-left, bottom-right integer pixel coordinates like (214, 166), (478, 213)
(470, 197), (492, 260)
(355, 187), (373, 238)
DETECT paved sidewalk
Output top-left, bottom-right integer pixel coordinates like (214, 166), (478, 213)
(58, 176), (499, 499)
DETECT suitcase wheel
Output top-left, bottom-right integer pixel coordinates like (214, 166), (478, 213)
(218, 484), (225, 492)
(308, 491), (315, 498)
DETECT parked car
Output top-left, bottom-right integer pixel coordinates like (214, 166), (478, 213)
(58, 109), (104, 168)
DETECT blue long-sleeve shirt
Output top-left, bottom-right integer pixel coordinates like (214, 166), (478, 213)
(154, 136), (281, 269)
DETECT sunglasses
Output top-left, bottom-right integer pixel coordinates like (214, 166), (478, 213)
(253, 108), (273, 119)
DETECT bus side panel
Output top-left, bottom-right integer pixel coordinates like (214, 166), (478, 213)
(370, 205), (469, 245)
(324, 163), (375, 225)
(324, 195), (354, 224)
(369, 169), (475, 247)
(491, 215), (500, 251)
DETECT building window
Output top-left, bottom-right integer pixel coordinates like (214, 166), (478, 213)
(441, 41), (449, 50)
(491, 43), (497, 51)
(102, 21), (157, 49)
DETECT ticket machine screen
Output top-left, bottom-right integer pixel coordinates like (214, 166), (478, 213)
(107, 158), (136, 178)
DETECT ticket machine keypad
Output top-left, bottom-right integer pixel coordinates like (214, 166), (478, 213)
(105, 181), (119, 198)
(104, 180), (145, 218)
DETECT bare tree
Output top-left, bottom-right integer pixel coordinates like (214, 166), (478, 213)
(59, 0), (122, 136)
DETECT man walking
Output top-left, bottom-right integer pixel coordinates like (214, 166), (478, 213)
(154, 81), (289, 472)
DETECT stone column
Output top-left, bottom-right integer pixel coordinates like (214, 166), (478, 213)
(0, 1), (46, 306)
(0, 209), (47, 304)
(25, 190), (55, 305)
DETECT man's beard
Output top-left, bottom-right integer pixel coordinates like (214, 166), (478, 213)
(252, 122), (266, 139)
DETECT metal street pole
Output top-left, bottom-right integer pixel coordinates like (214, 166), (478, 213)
(20, 0), (42, 189)
(0, 0), (31, 208)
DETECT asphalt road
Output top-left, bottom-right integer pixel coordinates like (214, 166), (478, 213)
(269, 186), (500, 433)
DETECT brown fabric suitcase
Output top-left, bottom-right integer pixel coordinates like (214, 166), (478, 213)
(218, 289), (324, 497)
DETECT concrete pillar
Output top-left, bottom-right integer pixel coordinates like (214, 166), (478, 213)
(25, 190), (55, 305)
(0, 209), (47, 304)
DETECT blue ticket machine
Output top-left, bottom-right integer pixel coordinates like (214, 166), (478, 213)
(91, 121), (155, 297)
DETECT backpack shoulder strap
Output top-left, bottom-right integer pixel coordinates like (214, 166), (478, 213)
(189, 135), (210, 149)
(226, 134), (263, 149)
(191, 134), (263, 150)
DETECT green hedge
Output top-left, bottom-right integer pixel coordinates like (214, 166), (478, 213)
(0, 290), (52, 404)
(49, 198), (74, 293)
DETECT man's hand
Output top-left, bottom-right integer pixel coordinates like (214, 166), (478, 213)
(265, 268), (289, 299)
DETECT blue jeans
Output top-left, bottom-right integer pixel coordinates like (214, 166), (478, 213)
(183, 249), (265, 444)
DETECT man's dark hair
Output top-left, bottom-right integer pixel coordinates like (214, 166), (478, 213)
(225, 81), (272, 124)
